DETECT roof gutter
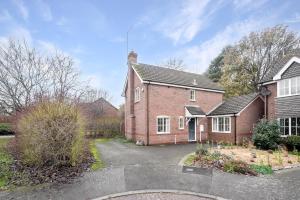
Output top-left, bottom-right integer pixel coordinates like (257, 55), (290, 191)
(141, 81), (225, 93)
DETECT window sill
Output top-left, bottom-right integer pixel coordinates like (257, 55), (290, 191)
(212, 131), (231, 133)
(178, 128), (184, 130)
(190, 99), (196, 102)
(276, 94), (300, 98)
(157, 132), (170, 135)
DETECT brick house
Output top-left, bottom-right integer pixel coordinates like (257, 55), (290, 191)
(122, 51), (266, 145)
(259, 49), (300, 136)
(79, 97), (119, 120)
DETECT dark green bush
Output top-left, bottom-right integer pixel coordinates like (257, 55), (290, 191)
(252, 119), (281, 150)
(0, 123), (13, 135)
(281, 136), (300, 151)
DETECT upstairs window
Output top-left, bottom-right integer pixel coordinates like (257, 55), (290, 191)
(190, 90), (196, 101)
(134, 87), (140, 102)
(278, 77), (300, 97)
(178, 116), (184, 129)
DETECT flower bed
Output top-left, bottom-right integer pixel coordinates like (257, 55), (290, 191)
(184, 144), (300, 176)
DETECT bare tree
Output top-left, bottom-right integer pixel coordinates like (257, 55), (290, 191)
(162, 58), (185, 70)
(0, 39), (87, 114)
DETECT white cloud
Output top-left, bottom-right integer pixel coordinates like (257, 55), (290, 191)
(37, 40), (57, 54)
(110, 36), (126, 43)
(233, 0), (268, 10)
(12, 0), (29, 20)
(157, 0), (220, 44)
(178, 19), (265, 73)
(35, 0), (53, 21)
(285, 13), (300, 24)
(0, 10), (12, 22)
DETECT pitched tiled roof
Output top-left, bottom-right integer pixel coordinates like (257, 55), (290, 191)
(186, 106), (206, 116)
(132, 63), (224, 91)
(260, 49), (300, 83)
(208, 93), (259, 116)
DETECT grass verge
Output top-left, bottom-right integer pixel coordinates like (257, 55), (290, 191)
(89, 139), (105, 171)
(0, 138), (13, 189)
(184, 154), (197, 166)
(250, 164), (273, 175)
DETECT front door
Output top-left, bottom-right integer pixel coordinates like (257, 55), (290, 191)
(188, 118), (196, 141)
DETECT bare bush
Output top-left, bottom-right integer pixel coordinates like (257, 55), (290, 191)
(17, 101), (85, 167)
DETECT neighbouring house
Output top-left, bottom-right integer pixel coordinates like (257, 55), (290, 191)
(79, 97), (119, 120)
(122, 51), (265, 145)
(259, 49), (300, 137)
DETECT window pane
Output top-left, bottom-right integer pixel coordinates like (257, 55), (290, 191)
(285, 127), (289, 135)
(297, 118), (300, 126)
(291, 78), (297, 95)
(291, 118), (297, 126)
(291, 127), (297, 135)
(284, 79), (289, 95)
(213, 118), (218, 131)
(285, 118), (289, 126)
(219, 117), (224, 132)
(297, 77), (300, 94)
(224, 117), (230, 131)
(166, 118), (170, 132)
(297, 127), (300, 136)
(279, 118), (284, 126)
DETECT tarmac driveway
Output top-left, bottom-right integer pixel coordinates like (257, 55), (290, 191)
(1, 140), (300, 200)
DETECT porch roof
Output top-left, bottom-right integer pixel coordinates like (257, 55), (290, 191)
(185, 106), (206, 117)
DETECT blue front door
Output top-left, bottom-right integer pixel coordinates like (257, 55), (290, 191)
(188, 118), (196, 141)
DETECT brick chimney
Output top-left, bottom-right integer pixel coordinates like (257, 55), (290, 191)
(128, 50), (137, 64)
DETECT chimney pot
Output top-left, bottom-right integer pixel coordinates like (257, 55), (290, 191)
(128, 51), (137, 64)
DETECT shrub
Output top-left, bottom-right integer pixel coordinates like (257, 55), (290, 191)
(281, 136), (300, 151)
(195, 144), (208, 156)
(223, 160), (257, 176)
(17, 101), (85, 167)
(0, 123), (13, 135)
(252, 119), (281, 150)
(85, 117), (121, 138)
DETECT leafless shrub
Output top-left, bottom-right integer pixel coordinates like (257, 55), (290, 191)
(17, 101), (85, 167)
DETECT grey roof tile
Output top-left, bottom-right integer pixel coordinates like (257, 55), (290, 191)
(260, 49), (300, 83)
(208, 93), (259, 116)
(132, 63), (224, 91)
(186, 106), (206, 116)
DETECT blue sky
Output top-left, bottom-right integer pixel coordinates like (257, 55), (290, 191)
(0, 0), (300, 107)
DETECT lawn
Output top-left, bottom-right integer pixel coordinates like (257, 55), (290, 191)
(0, 138), (13, 189)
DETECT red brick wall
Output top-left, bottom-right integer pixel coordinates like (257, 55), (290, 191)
(236, 97), (264, 143)
(125, 66), (145, 140)
(207, 97), (264, 144)
(266, 83), (277, 120)
(208, 116), (236, 144)
(147, 84), (223, 145)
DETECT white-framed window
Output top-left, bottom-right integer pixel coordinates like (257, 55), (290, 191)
(278, 76), (300, 97)
(157, 116), (170, 134)
(134, 87), (140, 102)
(190, 89), (196, 101)
(212, 117), (231, 133)
(279, 117), (300, 136)
(178, 116), (184, 129)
